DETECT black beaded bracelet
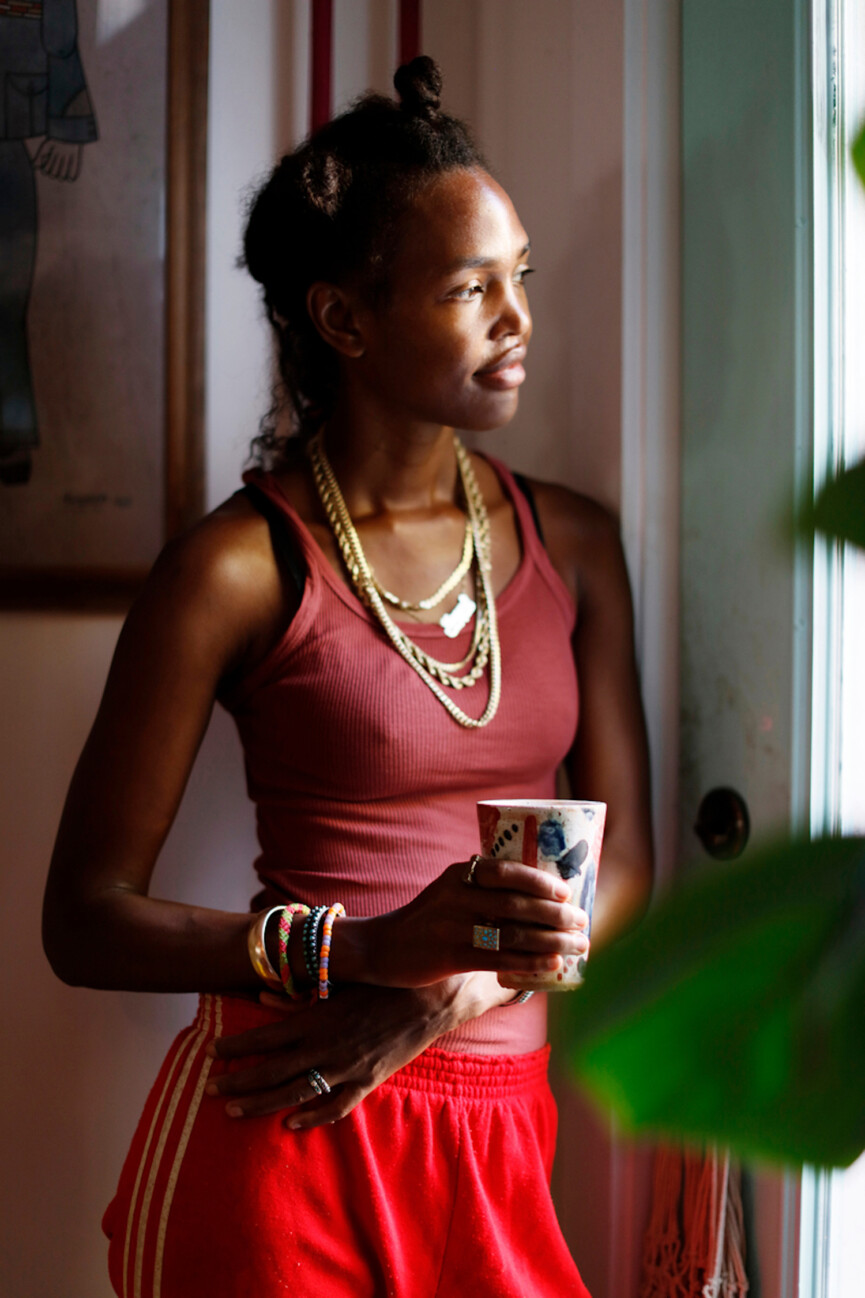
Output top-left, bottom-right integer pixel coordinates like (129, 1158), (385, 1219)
(303, 907), (327, 985)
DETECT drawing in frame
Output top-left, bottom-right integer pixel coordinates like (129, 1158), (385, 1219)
(0, 0), (208, 608)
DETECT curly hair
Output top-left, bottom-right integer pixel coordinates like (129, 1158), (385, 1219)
(242, 56), (486, 465)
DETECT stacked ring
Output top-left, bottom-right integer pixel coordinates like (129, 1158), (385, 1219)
(307, 1068), (331, 1096)
(463, 854), (482, 886)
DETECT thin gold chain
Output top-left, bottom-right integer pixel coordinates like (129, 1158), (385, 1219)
(374, 515), (474, 611)
(306, 432), (501, 728)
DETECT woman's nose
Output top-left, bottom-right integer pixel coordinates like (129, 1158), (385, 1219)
(493, 282), (532, 340)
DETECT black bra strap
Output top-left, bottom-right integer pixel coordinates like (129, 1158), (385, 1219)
(512, 472), (546, 549)
(240, 483), (307, 598)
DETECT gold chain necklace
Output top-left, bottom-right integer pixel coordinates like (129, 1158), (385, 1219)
(306, 432), (501, 728)
(374, 515), (474, 612)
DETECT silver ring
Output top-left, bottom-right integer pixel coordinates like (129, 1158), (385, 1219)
(307, 1068), (331, 1096)
(472, 924), (500, 952)
(464, 854), (482, 886)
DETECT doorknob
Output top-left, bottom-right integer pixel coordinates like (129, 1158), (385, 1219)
(694, 787), (750, 860)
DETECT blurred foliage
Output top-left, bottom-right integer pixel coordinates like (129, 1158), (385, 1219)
(565, 837), (865, 1167)
(853, 120), (865, 188)
(566, 127), (865, 1169)
(799, 458), (865, 550)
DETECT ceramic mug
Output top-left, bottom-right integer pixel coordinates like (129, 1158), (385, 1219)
(476, 798), (607, 991)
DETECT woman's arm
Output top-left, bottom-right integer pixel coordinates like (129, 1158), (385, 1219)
(530, 482), (654, 945)
(42, 502), (297, 990)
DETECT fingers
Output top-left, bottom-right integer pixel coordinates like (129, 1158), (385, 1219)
(206, 1052), (342, 1115)
(286, 1083), (368, 1130)
(207, 1062), (370, 1124)
(224, 1081), (331, 1120)
(206, 1020), (300, 1060)
(489, 893), (587, 931)
(207, 1057), (297, 1097)
(495, 923), (589, 958)
(461, 859), (589, 932)
(463, 856), (573, 903)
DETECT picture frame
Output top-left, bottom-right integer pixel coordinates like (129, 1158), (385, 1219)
(0, 0), (209, 609)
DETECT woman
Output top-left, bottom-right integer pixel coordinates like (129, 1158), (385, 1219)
(43, 58), (652, 1298)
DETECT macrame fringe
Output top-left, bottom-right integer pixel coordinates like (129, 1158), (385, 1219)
(641, 1147), (749, 1298)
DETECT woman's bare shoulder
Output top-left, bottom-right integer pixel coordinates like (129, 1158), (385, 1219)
(123, 488), (297, 686)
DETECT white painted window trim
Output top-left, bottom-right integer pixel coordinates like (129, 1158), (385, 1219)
(620, 0), (681, 888)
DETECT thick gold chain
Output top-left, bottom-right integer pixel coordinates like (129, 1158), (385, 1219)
(306, 432), (501, 728)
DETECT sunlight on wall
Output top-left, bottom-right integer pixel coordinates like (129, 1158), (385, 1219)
(96, 0), (149, 45)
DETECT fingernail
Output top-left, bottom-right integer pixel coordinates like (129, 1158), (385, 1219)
(555, 883), (570, 900)
(205, 1081), (219, 1096)
(226, 1104), (244, 1118)
(205, 1043), (217, 1059)
(286, 1119), (302, 1131)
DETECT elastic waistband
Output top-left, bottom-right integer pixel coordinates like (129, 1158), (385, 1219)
(382, 1043), (551, 1100)
(196, 995), (549, 1100)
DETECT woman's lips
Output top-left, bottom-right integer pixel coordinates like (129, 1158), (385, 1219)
(473, 348), (527, 390)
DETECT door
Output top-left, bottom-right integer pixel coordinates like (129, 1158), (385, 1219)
(680, 1), (813, 1293)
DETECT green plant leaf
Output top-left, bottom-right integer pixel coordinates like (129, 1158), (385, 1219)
(562, 836), (865, 1168)
(853, 120), (865, 190)
(799, 459), (865, 550)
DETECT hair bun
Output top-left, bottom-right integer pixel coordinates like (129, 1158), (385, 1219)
(394, 56), (443, 120)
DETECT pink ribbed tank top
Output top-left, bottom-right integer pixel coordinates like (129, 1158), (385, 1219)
(221, 455), (579, 1054)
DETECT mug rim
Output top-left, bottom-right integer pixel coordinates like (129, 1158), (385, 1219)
(476, 799), (607, 812)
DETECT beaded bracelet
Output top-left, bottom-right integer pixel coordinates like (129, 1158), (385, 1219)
(277, 904), (311, 999)
(317, 902), (346, 1000)
(303, 907), (327, 986)
(507, 990), (535, 1006)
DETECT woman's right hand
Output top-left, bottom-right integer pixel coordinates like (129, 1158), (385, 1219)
(336, 855), (589, 989)
(204, 972), (506, 1125)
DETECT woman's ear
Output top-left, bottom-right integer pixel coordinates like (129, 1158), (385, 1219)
(306, 283), (366, 358)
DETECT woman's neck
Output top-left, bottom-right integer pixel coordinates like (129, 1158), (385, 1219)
(320, 407), (462, 517)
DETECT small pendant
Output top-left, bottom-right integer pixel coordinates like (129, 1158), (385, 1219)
(440, 592), (476, 638)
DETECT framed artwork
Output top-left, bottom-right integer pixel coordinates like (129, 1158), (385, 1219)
(0, 0), (208, 608)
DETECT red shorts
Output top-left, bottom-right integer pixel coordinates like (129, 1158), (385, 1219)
(103, 994), (590, 1298)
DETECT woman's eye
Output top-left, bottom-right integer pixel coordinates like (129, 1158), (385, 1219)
(453, 282), (484, 300)
(515, 266), (535, 286)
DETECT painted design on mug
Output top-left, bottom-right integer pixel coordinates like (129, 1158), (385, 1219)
(538, 818), (589, 880)
(489, 822), (521, 857)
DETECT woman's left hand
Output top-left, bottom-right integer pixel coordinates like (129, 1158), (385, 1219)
(204, 975), (498, 1127)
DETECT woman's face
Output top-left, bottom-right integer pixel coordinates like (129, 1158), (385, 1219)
(350, 167), (533, 434)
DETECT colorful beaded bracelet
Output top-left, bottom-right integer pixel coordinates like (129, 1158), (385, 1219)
(277, 904), (311, 999)
(317, 902), (345, 1001)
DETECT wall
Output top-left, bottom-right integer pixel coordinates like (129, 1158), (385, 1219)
(0, 3), (629, 1293)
